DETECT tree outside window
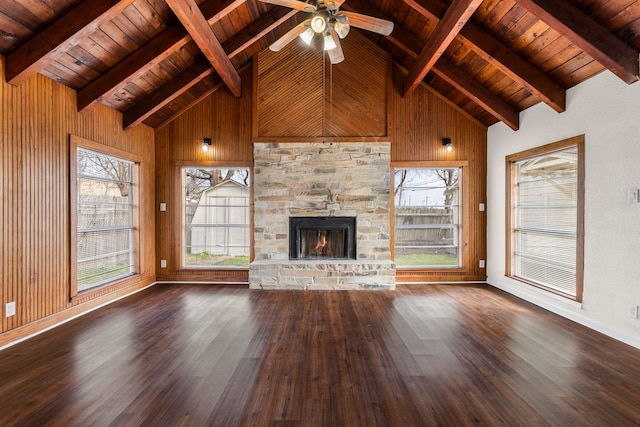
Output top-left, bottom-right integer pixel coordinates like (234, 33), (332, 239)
(76, 148), (136, 291)
(394, 167), (461, 268)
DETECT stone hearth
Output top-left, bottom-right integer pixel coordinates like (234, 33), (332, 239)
(249, 142), (396, 290)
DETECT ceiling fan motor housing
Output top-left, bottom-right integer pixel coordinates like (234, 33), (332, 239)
(311, 12), (328, 33)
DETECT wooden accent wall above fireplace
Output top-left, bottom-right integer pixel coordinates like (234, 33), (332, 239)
(254, 31), (389, 141)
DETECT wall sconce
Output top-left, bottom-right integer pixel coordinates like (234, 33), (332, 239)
(442, 137), (452, 152)
(201, 137), (212, 152)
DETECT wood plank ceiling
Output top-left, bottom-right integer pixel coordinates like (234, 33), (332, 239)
(1, 0), (639, 130)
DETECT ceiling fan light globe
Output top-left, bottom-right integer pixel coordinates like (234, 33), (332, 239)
(299, 28), (315, 45)
(311, 15), (327, 33)
(323, 33), (337, 51)
(334, 21), (349, 39)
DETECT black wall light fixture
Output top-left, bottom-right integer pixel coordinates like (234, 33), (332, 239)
(202, 137), (212, 152)
(442, 137), (452, 152)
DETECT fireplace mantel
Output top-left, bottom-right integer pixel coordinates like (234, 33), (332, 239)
(249, 142), (396, 290)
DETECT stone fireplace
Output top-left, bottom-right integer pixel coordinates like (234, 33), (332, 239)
(249, 142), (396, 290)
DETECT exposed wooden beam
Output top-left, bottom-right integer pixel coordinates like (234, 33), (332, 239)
(5, 0), (137, 86)
(393, 23), (521, 129)
(154, 77), (226, 130)
(402, 0), (442, 20)
(166, 0), (242, 97)
(224, 8), (299, 58)
(78, 0), (246, 112)
(517, 0), (639, 84)
(153, 62), (253, 128)
(459, 25), (565, 113)
(402, 0), (565, 112)
(343, 0), (518, 129)
(77, 25), (189, 112)
(342, 0), (420, 55)
(402, 0), (484, 97)
(123, 57), (214, 129)
(433, 58), (519, 130)
(121, 9), (297, 128)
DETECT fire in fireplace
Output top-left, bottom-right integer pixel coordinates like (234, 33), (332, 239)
(289, 217), (356, 260)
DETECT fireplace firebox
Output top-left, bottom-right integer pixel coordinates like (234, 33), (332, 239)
(289, 217), (356, 260)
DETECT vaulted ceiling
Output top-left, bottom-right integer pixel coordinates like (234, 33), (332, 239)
(1, 0), (638, 130)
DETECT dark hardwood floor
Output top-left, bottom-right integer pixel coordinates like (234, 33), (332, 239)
(1, 284), (639, 426)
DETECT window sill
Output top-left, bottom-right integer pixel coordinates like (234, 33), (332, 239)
(71, 273), (143, 304)
(506, 275), (582, 304)
(179, 266), (249, 271)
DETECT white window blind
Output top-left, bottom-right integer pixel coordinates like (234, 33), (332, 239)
(514, 147), (578, 296)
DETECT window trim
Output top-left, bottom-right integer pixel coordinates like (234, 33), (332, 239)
(69, 135), (141, 301)
(505, 135), (584, 302)
(391, 161), (469, 271)
(175, 161), (253, 271)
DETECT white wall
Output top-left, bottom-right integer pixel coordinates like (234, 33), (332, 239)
(487, 70), (640, 349)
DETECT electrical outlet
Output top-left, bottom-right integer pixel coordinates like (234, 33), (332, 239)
(479, 203), (485, 212)
(159, 202), (166, 211)
(627, 304), (638, 319)
(6, 302), (16, 317)
(160, 259), (167, 268)
(479, 259), (485, 268)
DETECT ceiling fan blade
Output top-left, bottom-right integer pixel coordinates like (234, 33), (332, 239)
(327, 30), (344, 64)
(326, 0), (347, 10)
(340, 11), (394, 36)
(259, 0), (316, 12)
(269, 20), (310, 51)
(334, 20), (349, 39)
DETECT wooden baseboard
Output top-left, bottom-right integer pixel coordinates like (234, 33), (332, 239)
(396, 270), (487, 283)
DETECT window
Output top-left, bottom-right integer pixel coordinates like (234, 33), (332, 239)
(394, 167), (462, 268)
(506, 136), (584, 301)
(183, 167), (250, 268)
(72, 142), (138, 294)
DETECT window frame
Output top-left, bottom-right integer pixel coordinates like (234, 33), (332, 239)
(69, 135), (141, 300)
(391, 161), (469, 270)
(178, 162), (253, 270)
(505, 135), (585, 302)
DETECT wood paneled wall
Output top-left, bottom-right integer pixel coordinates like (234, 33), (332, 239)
(155, 39), (487, 284)
(255, 31), (388, 140)
(0, 57), (156, 347)
(0, 37), (486, 347)
(154, 66), (253, 283)
(391, 64), (488, 282)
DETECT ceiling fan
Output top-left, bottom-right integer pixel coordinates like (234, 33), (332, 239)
(260, 0), (394, 64)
